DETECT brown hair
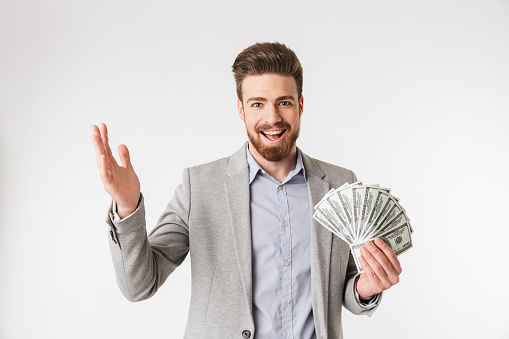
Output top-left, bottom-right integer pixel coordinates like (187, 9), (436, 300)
(232, 42), (303, 102)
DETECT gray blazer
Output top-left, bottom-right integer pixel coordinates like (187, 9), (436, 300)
(106, 144), (380, 339)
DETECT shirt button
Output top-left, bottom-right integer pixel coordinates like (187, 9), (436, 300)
(284, 260), (290, 266)
(282, 221), (287, 227)
(284, 299), (290, 304)
(242, 330), (251, 338)
(278, 185), (283, 190)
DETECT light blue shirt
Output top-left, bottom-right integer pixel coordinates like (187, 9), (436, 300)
(246, 144), (316, 339)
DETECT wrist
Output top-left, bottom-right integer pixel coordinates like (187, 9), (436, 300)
(359, 294), (374, 303)
(356, 283), (376, 303)
(117, 206), (136, 219)
(355, 275), (375, 301)
(357, 287), (375, 302)
(116, 195), (140, 219)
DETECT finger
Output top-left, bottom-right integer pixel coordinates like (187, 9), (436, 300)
(117, 144), (132, 169)
(96, 123), (120, 168)
(91, 124), (101, 137)
(91, 133), (106, 167)
(374, 237), (402, 274)
(91, 124), (109, 160)
(359, 255), (382, 286)
(365, 240), (399, 276)
(98, 154), (112, 185)
(99, 123), (113, 157)
(363, 241), (400, 287)
(361, 243), (392, 287)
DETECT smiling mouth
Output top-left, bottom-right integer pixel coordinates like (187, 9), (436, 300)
(260, 129), (286, 141)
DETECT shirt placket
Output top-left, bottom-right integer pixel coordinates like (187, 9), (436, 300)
(277, 183), (293, 338)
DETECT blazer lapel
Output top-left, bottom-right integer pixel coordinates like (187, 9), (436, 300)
(224, 145), (253, 315)
(222, 145), (333, 333)
(302, 151), (333, 336)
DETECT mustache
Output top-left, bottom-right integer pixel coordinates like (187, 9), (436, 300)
(256, 122), (291, 133)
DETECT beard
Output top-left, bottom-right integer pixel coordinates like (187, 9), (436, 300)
(246, 120), (300, 162)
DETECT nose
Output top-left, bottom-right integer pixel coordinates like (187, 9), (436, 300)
(264, 103), (282, 125)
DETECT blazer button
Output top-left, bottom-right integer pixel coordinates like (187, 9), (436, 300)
(242, 330), (251, 338)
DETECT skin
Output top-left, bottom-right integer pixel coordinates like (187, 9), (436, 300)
(91, 73), (402, 301)
(357, 238), (402, 300)
(237, 74), (303, 183)
(91, 123), (140, 218)
(236, 74), (401, 300)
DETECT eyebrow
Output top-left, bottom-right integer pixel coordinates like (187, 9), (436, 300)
(246, 95), (296, 103)
(246, 96), (266, 103)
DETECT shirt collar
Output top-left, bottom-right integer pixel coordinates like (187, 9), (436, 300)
(245, 142), (306, 184)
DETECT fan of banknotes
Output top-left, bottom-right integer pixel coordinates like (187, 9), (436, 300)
(313, 182), (414, 273)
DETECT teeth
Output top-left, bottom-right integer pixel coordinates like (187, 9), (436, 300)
(263, 130), (283, 135)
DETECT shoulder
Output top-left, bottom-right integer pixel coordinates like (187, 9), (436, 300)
(313, 157), (355, 177)
(184, 144), (246, 184)
(302, 152), (357, 185)
(187, 155), (231, 178)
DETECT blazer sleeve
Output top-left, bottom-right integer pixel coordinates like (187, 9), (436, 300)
(105, 169), (191, 302)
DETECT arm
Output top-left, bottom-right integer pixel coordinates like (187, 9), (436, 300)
(92, 123), (190, 301)
(106, 170), (191, 302)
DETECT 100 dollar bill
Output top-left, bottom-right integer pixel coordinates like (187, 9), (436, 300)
(350, 222), (413, 273)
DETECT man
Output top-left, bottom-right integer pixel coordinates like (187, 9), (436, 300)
(92, 42), (402, 339)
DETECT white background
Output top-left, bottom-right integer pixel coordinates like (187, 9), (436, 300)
(1, 0), (508, 338)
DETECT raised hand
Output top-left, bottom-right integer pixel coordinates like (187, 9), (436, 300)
(91, 123), (141, 218)
(356, 237), (403, 301)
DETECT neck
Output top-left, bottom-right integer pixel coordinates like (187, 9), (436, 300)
(247, 142), (298, 183)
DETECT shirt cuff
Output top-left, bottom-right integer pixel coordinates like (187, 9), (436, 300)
(111, 195), (142, 222)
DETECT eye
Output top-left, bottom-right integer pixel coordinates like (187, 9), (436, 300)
(252, 103), (262, 108)
(279, 101), (291, 106)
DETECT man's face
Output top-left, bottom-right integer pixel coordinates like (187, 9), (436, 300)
(238, 74), (304, 162)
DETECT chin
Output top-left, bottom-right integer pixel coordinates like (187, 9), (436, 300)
(249, 130), (299, 163)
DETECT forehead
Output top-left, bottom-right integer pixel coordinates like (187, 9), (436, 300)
(242, 74), (298, 99)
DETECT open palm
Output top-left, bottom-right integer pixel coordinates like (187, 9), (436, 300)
(91, 123), (140, 218)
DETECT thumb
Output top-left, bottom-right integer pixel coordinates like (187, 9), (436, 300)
(117, 144), (132, 169)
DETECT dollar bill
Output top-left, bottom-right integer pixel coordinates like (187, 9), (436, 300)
(358, 185), (390, 240)
(352, 185), (366, 242)
(364, 196), (401, 239)
(350, 222), (413, 273)
(312, 182), (414, 273)
(314, 190), (353, 243)
(324, 190), (354, 241)
(313, 210), (349, 243)
(364, 190), (392, 238)
(336, 186), (356, 241)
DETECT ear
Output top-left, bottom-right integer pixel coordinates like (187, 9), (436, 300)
(299, 95), (304, 118)
(237, 99), (245, 121)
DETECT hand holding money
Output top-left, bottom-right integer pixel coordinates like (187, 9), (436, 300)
(356, 238), (403, 300)
(313, 181), (413, 299)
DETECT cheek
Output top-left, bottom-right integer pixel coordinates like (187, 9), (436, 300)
(284, 112), (300, 125)
(245, 121), (258, 133)
(246, 118), (261, 130)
